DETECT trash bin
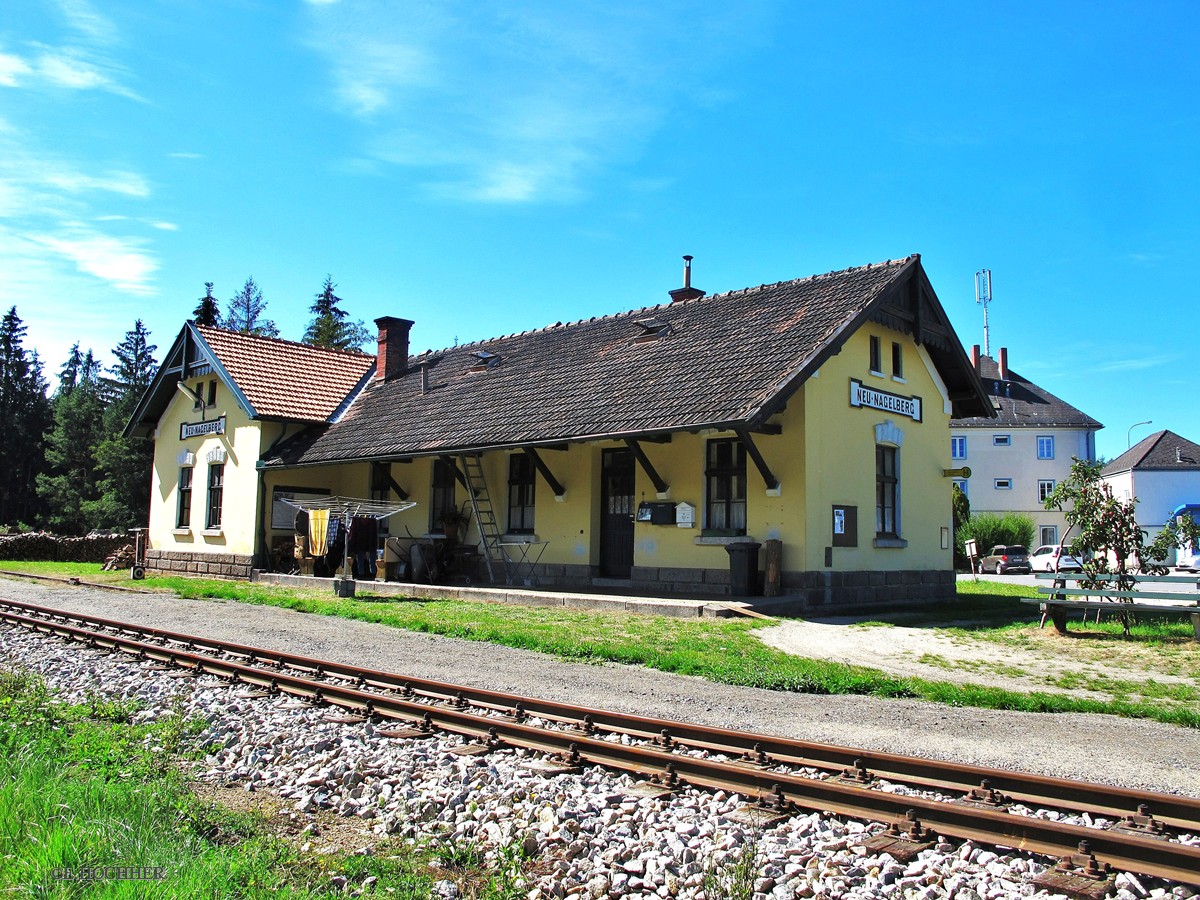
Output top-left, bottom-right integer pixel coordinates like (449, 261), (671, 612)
(725, 541), (762, 596)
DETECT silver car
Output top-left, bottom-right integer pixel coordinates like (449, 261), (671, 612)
(1028, 544), (1083, 573)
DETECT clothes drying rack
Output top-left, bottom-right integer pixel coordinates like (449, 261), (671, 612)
(281, 495), (416, 595)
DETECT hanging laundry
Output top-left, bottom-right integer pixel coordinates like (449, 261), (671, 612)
(308, 508), (330, 556)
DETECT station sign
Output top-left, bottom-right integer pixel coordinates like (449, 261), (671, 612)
(849, 379), (922, 422)
(180, 415), (226, 440)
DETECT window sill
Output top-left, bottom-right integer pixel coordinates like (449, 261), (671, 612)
(695, 535), (753, 546)
(501, 533), (538, 543)
(868, 369), (885, 378)
(201, 529), (224, 538)
(873, 536), (907, 549)
(891, 375), (906, 384)
(172, 528), (191, 536)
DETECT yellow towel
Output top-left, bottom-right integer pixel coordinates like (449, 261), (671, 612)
(308, 509), (330, 555)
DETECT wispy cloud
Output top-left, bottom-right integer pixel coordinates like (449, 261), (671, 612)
(0, 52), (33, 86)
(30, 229), (157, 293)
(1094, 354), (1180, 374)
(301, 2), (765, 203)
(168, 151), (205, 160)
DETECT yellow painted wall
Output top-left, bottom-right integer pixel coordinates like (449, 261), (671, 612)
(149, 379), (265, 557)
(800, 326), (953, 571)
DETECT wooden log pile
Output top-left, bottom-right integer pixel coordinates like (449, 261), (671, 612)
(102, 544), (137, 571)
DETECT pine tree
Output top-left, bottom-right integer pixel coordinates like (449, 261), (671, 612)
(0, 307), (51, 527)
(221, 276), (278, 337)
(36, 349), (107, 534)
(193, 282), (221, 326)
(93, 321), (159, 529)
(302, 275), (371, 350)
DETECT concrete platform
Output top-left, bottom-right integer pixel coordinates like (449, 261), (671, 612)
(253, 571), (759, 619)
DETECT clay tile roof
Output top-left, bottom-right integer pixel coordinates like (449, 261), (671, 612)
(1103, 430), (1200, 475)
(196, 326), (375, 422)
(951, 355), (1102, 430)
(271, 255), (991, 467)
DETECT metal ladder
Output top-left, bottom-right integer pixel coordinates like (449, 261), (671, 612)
(460, 453), (504, 583)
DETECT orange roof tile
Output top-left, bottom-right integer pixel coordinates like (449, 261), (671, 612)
(196, 326), (375, 422)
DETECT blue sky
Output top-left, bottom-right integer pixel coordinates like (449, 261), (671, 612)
(2, 0), (1195, 461)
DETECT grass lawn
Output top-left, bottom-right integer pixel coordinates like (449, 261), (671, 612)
(1, 562), (1197, 728)
(0, 668), (548, 899)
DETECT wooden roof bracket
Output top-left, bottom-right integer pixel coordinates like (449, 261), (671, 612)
(439, 455), (469, 490)
(372, 461), (409, 501)
(523, 447), (566, 499)
(734, 427), (781, 495)
(624, 439), (669, 498)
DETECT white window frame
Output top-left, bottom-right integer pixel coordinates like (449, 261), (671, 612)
(1038, 479), (1056, 502)
(1040, 525), (1058, 547)
(994, 478), (1013, 490)
(951, 436), (966, 460)
(1037, 435), (1055, 460)
(993, 434), (1011, 447)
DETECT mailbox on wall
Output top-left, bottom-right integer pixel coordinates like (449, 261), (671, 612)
(637, 502), (677, 525)
(676, 502), (695, 528)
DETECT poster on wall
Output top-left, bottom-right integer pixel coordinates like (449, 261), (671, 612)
(271, 488), (330, 530)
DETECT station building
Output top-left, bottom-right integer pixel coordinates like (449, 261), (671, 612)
(126, 255), (993, 609)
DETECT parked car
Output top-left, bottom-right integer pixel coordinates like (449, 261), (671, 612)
(976, 544), (1031, 574)
(1028, 545), (1083, 573)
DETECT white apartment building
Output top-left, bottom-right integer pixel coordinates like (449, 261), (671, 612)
(950, 347), (1102, 548)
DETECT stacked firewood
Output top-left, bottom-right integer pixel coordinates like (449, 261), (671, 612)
(101, 544), (138, 571)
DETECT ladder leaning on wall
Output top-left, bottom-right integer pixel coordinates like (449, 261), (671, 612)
(460, 453), (505, 583)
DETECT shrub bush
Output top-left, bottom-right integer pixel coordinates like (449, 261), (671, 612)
(960, 512), (1035, 560)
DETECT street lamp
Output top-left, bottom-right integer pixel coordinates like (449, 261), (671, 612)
(1127, 420), (1152, 449)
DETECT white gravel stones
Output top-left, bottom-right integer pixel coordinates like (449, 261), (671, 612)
(2, 621), (1197, 900)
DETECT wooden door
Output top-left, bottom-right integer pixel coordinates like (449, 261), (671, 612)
(600, 449), (636, 578)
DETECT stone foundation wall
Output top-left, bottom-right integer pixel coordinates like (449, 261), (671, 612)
(145, 549), (254, 580)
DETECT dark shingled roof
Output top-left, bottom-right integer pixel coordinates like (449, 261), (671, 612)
(950, 355), (1102, 430)
(1104, 430), (1200, 475)
(269, 255), (992, 468)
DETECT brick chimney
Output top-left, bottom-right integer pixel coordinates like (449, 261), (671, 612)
(999, 346), (1009, 380)
(668, 255), (706, 303)
(971, 344), (980, 370)
(374, 316), (414, 381)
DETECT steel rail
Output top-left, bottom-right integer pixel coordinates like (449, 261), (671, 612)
(1, 596), (1195, 831)
(3, 600), (1200, 885)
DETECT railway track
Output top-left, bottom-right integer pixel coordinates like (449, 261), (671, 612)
(2, 595), (1198, 894)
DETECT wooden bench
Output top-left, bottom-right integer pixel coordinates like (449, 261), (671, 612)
(1024, 573), (1200, 640)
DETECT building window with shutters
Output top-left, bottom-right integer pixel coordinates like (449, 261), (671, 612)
(705, 439), (746, 534)
(176, 466), (193, 528)
(507, 454), (536, 534)
(875, 446), (898, 537)
(205, 464), (224, 530)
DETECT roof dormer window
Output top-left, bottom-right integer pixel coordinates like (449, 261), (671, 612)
(633, 318), (672, 343)
(469, 350), (501, 372)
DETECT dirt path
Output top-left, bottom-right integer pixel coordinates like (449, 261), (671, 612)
(755, 616), (1198, 703)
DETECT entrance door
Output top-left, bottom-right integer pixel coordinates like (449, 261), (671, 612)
(600, 449), (636, 578)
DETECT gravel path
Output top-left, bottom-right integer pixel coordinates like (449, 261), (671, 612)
(3, 576), (1199, 797)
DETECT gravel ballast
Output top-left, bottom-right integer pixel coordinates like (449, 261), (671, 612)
(4, 594), (1200, 899)
(1, 578), (1198, 797)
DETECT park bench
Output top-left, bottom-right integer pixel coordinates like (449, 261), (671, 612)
(1024, 573), (1200, 641)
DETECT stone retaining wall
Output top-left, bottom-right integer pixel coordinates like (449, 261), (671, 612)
(145, 549), (254, 580)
